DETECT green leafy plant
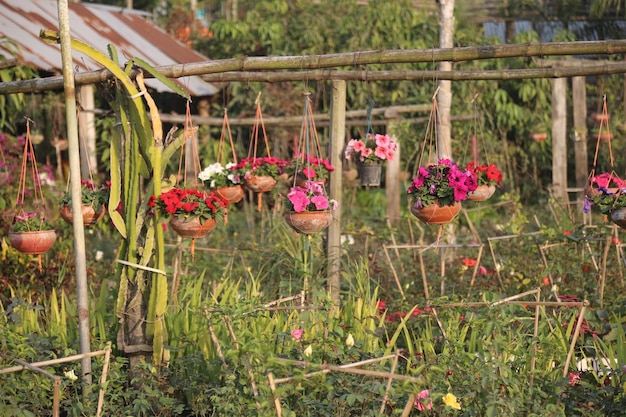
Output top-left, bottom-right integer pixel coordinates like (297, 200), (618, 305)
(150, 188), (229, 222)
(198, 161), (241, 188)
(58, 180), (109, 208)
(407, 158), (478, 207)
(9, 212), (54, 233)
(231, 156), (288, 179)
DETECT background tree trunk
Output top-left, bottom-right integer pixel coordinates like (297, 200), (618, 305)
(437, 0), (455, 160)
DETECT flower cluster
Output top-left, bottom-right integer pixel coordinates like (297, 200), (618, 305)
(230, 157), (289, 180)
(198, 162), (241, 189)
(59, 180), (110, 208)
(149, 188), (229, 221)
(406, 159), (478, 207)
(285, 153), (335, 181)
(345, 133), (397, 165)
(285, 181), (337, 213)
(584, 173), (626, 214)
(10, 212), (54, 233)
(465, 161), (502, 187)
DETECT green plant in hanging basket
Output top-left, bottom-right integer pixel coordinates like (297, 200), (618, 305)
(285, 153), (335, 182)
(345, 133), (397, 166)
(58, 180), (110, 209)
(407, 159), (478, 208)
(231, 156), (289, 180)
(10, 212), (54, 233)
(198, 162), (241, 188)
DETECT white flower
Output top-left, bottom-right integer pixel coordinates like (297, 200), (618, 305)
(345, 333), (354, 347)
(198, 162), (225, 182)
(304, 345), (313, 357)
(95, 250), (103, 261)
(64, 370), (78, 381)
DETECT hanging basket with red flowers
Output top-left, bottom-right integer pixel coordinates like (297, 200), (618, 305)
(149, 188), (229, 239)
(464, 161), (502, 202)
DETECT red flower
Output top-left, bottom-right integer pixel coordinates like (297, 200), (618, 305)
(462, 258), (477, 267)
(563, 230), (571, 236)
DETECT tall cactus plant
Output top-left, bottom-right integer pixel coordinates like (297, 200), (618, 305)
(41, 31), (190, 367)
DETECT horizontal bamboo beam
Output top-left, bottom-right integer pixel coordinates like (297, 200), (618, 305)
(201, 61), (626, 83)
(2, 39), (626, 94)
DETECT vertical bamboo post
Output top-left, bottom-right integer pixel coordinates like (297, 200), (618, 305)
(57, 0), (92, 384)
(327, 80), (346, 306)
(572, 76), (588, 214)
(552, 77), (568, 203)
(386, 114), (401, 228)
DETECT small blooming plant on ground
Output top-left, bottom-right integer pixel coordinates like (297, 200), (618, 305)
(345, 133), (397, 165)
(59, 180), (110, 208)
(584, 173), (626, 214)
(10, 212), (54, 232)
(149, 188), (229, 223)
(230, 156), (289, 180)
(407, 159), (478, 207)
(198, 162), (241, 189)
(285, 181), (338, 212)
(465, 161), (502, 187)
(285, 153), (335, 181)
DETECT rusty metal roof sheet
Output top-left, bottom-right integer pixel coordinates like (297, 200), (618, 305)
(0, 0), (218, 96)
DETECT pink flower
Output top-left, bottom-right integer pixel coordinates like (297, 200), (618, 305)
(374, 146), (388, 160)
(414, 390), (432, 411)
(288, 188), (311, 212)
(352, 140), (366, 153)
(291, 329), (303, 340)
(311, 195), (329, 210)
(375, 133), (391, 147)
(360, 148), (372, 159)
(301, 167), (317, 179)
(479, 265), (487, 275)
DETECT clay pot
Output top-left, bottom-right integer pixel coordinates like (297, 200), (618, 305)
(591, 112), (609, 123)
(215, 185), (244, 204)
(467, 184), (496, 202)
(59, 204), (106, 226)
(284, 210), (333, 234)
(531, 132), (548, 143)
(410, 201), (462, 225)
(169, 216), (216, 239)
(610, 207), (626, 229)
(244, 175), (277, 193)
(9, 230), (57, 254)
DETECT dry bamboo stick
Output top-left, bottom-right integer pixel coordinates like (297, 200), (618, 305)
(562, 302), (590, 378)
(267, 373), (282, 417)
(14, 360), (61, 417)
(0, 348), (111, 375)
(529, 290), (541, 387)
(379, 351), (400, 414)
(96, 343), (112, 417)
(401, 393), (417, 417)
(490, 287), (542, 306)
(4, 40), (626, 94)
(204, 311), (227, 368)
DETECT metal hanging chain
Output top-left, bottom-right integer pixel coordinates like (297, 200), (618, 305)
(217, 108), (238, 165)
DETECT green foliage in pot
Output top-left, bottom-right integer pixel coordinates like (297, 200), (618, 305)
(9, 212), (54, 233)
(58, 180), (110, 209)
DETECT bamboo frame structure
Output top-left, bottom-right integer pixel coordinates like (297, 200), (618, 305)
(0, 343), (112, 417)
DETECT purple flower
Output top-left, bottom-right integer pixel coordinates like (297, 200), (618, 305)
(583, 197), (592, 214)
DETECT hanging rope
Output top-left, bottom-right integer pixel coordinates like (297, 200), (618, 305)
(291, 92), (325, 190)
(14, 119), (47, 219)
(588, 95), (618, 189)
(217, 108), (238, 165)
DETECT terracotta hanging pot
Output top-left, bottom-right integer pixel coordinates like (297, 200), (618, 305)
(358, 163), (382, 187)
(215, 185), (245, 204)
(531, 132), (548, 143)
(0, 171), (10, 186)
(59, 204), (106, 226)
(244, 175), (277, 193)
(591, 112), (609, 123)
(596, 131), (614, 143)
(410, 201), (462, 225)
(169, 216), (216, 239)
(284, 210), (333, 234)
(610, 207), (626, 229)
(467, 184), (496, 202)
(9, 230), (57, 255)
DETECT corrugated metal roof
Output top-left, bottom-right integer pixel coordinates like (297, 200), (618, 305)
(0, 0), (218, 96)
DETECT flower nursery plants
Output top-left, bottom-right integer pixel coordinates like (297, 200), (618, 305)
(58, 179), (109, 226)
(465, 161), (502, 202)
(407, 158), (478, 224)
(231, 156), (289, 193)
(345, 133), (398, 187)
(198, 161), (244, 203)
(9, 211), (56, 254)
(283, 180), (337, 234)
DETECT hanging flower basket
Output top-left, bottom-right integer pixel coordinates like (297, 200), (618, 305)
(610, 207), (626, 229)
(530, 132), (548, 143)
(411, 200), (462, 225)
(9, 230), (57, 255)
(358, 163), (383, 187)
(60, 204), (106, 226)
(467, 184), (496, 202)
(284, 210), (333, 234)
(169, 216), (217, 239)
(244, 174), (277, 193)
(215, 185), (245, 204)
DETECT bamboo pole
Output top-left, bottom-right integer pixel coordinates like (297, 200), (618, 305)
(4, 41), (626, 94)
(57, 0), (92, 385)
